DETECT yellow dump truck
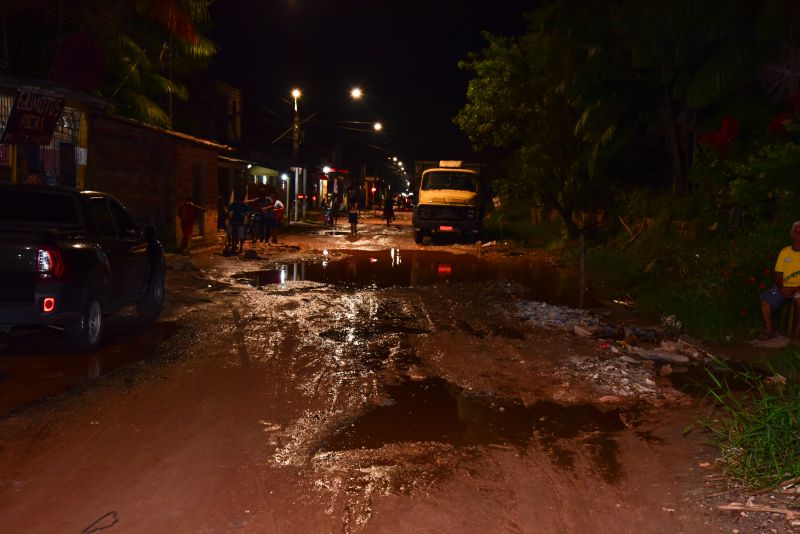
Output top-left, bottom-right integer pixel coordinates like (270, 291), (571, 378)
(412, 160), (484, 244)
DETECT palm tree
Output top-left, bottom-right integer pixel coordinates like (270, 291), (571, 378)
(4, 0), (217, 127)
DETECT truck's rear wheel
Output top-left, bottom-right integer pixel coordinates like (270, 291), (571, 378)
(65, 284), (105, 352)
(136, 258), (165, 323)
(414, 229), (424, 244)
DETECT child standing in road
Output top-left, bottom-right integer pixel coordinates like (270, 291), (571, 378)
(347, 190), (359, 235)
(383, 195), (395, 225)
(271, 199), (284, 243)
(226, 198), (251, 253)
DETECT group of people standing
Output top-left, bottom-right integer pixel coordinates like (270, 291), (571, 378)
(177, 190), (284, 255)
(179, 188), (398, 254)
(250, 192), (285, 244)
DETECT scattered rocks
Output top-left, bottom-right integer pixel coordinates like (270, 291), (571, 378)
(517, 301), (601, 332)
(517, 299), (723, 403)
(554, 355), (686, 403)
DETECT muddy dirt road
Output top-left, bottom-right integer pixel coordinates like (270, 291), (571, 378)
(0, 213), (783, 533)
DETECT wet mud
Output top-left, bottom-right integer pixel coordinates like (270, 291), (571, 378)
(0, 320), (177, 416)
(322, 376), (628, 483)
(0, 224), (757, 534)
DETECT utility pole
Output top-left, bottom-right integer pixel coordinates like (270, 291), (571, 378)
(292, 91), (301, 222)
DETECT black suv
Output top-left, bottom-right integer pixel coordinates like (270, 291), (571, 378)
(0, 185), (165, 351)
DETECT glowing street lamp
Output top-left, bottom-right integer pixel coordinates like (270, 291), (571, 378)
(291, 88), (301, 111)
(373, 122), (383, 132)
(272, 87), (366, 220)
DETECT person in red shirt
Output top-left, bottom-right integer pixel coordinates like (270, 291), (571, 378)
(177, 197), (205, 254)
(270, 199), (284, 243)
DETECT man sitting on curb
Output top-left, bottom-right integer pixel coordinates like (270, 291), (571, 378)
(760, 220), (800, 340)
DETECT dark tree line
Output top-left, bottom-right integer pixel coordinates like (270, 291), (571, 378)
(456, 0), (800, 235)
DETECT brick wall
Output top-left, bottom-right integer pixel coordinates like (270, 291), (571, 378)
(86, 115), (221, 249)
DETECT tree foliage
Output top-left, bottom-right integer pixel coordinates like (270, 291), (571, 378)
(2, 0), (217, 127)
(456, 0), (800, 234)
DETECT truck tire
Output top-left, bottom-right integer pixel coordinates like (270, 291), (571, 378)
(414, 229), (424, 244)
(136, 258), (165, 323)
(65, 278), (106, 352)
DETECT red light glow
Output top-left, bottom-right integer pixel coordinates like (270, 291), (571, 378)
(437, 264), (452, 274)
(42, 297), (56, 313)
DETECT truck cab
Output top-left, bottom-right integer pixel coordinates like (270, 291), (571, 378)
(412, 160), (483, 244)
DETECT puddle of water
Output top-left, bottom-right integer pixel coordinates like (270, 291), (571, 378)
(0, 321), (177, 417)
(236, 249), (581, 305)
(321, 377), (626, 483)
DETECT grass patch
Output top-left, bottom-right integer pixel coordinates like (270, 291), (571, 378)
(583, 218), (784, 342)
(702, 354), (800, 489)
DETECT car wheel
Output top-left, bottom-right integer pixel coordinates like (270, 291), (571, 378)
(136, 258), (165, 323)
(65, 281), (105, 352)
(414, 230), (424, 244)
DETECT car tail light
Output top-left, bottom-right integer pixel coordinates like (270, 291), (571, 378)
(42, 297), (56, 313)
(36, 247), (64, 278)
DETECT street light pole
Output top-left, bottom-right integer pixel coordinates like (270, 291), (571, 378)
(273, 87), (364, 222)
(291, 89), (301, 222)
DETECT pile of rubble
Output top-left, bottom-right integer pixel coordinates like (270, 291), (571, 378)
(516, 301), (717, 367)
(516, 301), (603, 332)
(516, 300), (722, 403)
(554, 354), (679, 402)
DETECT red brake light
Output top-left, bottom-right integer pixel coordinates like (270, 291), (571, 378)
(36, 247), (64, 278)
(43, 297), (56, 313)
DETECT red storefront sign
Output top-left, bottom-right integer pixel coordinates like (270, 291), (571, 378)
(0, 91), (65, 145)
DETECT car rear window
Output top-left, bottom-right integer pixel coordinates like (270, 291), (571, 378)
(0, 190), (79, 226)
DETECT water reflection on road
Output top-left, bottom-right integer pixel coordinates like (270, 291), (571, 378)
(0, 320), (177, 417)
(236, 248), (580, 306)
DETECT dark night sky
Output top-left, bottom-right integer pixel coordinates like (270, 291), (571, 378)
(209, 0), (533, 167)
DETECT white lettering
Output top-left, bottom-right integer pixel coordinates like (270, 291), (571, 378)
(16, 92), (63, 118)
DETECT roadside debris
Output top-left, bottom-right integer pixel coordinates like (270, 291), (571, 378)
(516, 300), (719, 370)
(554, 355), (682, 402)
(517, 301), (601, 332)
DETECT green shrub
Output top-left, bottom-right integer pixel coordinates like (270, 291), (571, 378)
(702, 355), (800, 489)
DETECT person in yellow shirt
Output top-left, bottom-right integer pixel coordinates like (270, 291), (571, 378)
(760, 221), (800, 339)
